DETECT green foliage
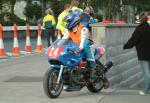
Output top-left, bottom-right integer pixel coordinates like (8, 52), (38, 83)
(1, 0), (150, 25)
(94, 14), (103, 22)
(50, 0), (70, 18)
(0, 12), (26, 26)
(24, 2), (42, 20)
(0, 0), (2, 11)
(136, 0), (150, 12)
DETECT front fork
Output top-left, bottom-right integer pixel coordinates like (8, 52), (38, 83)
(57, 65), (64, 84)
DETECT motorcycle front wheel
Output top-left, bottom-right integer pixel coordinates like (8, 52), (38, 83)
(43, 68), (63, 98)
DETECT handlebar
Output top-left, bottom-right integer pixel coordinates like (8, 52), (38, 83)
(67, 48), (81, 55)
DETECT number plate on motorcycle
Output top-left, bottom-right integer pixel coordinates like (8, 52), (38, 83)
(48, 46), (64, 58)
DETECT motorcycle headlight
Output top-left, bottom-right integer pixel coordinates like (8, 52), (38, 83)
(60, 52), (65, 55)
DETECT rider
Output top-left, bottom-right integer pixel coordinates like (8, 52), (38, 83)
(64, 12), (96, 71)
(64, 12), (110, 89)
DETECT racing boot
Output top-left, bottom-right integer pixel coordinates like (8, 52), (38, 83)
(102, 76), (110, 89)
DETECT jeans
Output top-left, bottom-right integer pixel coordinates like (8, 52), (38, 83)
(83, 39), (96, 68)
(140, 60), (150, 94)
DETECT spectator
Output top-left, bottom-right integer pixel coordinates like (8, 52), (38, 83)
(135, 13), (140, 24)
(70, 0), (83, 13)
(60, 0), (83, 39)
(43, 8), (56, 47)
(80, 6), (98, 33)
(33, 15), (38, 25)
(123, 12), (150, 96)
(57, 3), (70, 39)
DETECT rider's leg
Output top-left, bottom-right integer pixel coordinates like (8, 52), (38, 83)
(84, 46), (110, 89)
(83, 46), (96, 69)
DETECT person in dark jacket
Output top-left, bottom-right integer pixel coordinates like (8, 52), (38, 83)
(123, 12), (150, 96)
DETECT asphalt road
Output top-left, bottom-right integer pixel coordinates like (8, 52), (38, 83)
(0, 53), (150, 103)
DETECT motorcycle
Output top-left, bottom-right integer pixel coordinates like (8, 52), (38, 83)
(43, 39), (113, 98)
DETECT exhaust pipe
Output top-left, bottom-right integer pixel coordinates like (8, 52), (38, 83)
(104, 61), (113, 73)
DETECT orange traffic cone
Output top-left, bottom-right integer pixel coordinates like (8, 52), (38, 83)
(24, 24), (32, 53)
(0, 24), (7, 58)
(35, 24), (44, 52)
(12, 24), (20, 56)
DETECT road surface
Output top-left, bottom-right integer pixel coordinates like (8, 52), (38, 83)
(0, 53), (150, 103)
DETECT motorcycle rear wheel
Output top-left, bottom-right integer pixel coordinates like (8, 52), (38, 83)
(86, 78), (103, 93)
(43, 68), (63, 98)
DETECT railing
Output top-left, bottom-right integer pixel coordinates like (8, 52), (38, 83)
(0, 24), (45, 58)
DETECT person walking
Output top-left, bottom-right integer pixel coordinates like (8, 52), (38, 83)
(123, 12), (150, 96)
(43, 8), (56, 47)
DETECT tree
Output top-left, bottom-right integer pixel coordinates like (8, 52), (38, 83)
(41, 0), (48, 17)
(1, 0), (150, 23)
(50, 0), (70, 18)
(1, 0), (17, 14)
(1, 0), (34, 14)
(0, 0), (2, 13)
(81, 0), (150, 22)
(10, 0), (16, 14)
(135, 0), (150, 12)
(24, 2), (42, 21)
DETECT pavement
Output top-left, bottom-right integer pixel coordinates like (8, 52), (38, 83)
(0, 53), (150, 103)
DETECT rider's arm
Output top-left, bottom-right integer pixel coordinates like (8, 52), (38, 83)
(79, 27), (90, 49)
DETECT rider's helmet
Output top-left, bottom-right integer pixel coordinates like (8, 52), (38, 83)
(64, 11), (80, 29)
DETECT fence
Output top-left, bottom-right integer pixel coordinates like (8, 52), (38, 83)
(0, 24), (45, 58)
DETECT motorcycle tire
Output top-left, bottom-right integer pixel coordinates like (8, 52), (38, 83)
(43, 68), (63, 98)
(86, 79), (103, 93)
